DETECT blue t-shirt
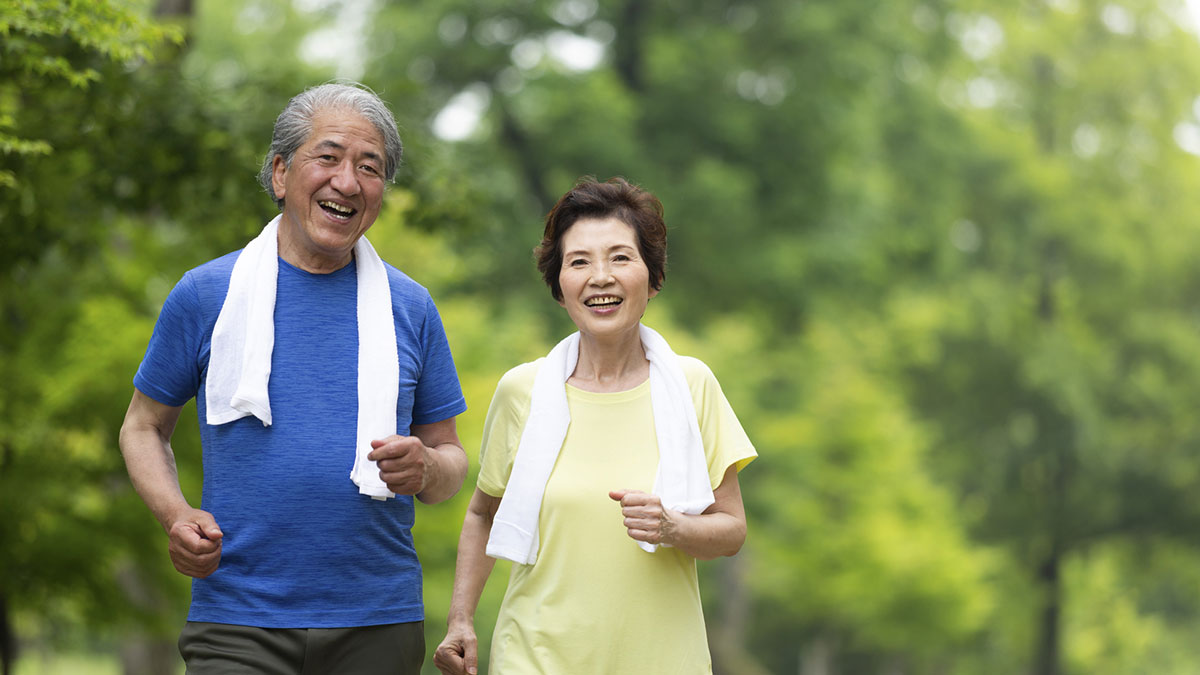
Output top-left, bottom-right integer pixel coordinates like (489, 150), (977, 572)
(134, 250), (467, 628)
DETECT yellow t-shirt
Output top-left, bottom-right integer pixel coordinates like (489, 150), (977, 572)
(477, 355), (757, 674)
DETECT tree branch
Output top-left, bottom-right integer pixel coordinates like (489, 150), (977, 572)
(613, 0), (648, 93)
(494, 95), (554, 212)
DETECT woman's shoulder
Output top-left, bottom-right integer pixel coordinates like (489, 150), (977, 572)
(490, 359), (543, 406)
(499, 359), (542, 385)
(675, 354), (719, 386)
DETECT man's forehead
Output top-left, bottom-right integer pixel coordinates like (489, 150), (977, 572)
(306, 108), (386, 153)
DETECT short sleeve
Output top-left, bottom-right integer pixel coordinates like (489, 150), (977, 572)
(412, 295), (468, 425)
(680, 356), (757, 488)
(476, 361), (539, 497)
(133, 272), (205, 407)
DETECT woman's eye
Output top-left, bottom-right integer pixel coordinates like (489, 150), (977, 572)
(569, 259), (588, 267)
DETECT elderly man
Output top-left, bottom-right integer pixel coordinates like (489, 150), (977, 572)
(119, 82), (468, 674)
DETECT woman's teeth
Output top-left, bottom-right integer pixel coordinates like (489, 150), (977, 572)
(585, 296), (622, 307)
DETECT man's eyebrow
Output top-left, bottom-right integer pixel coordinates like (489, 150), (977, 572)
(311, 140), (383, 163)
(312, 140), (345, 153)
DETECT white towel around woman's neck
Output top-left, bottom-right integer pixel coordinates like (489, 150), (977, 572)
(486, 324), (715, 564)
(205, 215), (400, 501)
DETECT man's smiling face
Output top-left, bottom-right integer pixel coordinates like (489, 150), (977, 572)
(272, 108), (387, 273)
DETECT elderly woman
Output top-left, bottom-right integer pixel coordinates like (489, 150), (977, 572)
(434, 177), (756, 674)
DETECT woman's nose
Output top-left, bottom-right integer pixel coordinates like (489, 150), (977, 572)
(590, 262), (614, 285)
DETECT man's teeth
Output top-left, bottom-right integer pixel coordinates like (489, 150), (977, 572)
(585, 296), (622, 307)
(319, 200), (354, 215)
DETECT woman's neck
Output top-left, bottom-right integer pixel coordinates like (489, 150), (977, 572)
(568, 328), (649, 393)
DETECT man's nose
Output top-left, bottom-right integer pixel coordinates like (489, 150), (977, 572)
(330, 160), (360, 195)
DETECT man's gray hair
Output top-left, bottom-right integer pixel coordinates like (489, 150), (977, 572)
(257, 82), (403, 208)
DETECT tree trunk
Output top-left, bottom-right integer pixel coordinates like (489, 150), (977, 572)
(1031, 549), (1061, 675)
(153, 0), (193, 17)
(799, 635), (836, 675)
(120, 634), (178, 675)
(115, 566), (180, 675)
(0, 591), (14, 675)
(709, 553), (771, 675)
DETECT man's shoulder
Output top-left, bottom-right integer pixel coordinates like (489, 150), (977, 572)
(381, 262), (441, 323)
(162, 249), (241, 313)
(184, 249), (242, 284)
(381, 261), (431, 299)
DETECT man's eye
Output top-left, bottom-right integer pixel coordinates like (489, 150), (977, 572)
(360, 164), (380, 175)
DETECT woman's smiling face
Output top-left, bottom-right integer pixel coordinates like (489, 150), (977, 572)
(557, 217), (659, 340)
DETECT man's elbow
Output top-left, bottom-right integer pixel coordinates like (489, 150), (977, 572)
(117, 416), (147, 460)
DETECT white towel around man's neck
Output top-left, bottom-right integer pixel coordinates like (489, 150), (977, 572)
(486, 324), (715, 565)
(205, 215), (400, 500)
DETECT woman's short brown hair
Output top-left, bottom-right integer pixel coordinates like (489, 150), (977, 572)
(535, 176), (667, 302)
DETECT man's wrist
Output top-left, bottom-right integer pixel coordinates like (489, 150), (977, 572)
(155, 498), (193, 532)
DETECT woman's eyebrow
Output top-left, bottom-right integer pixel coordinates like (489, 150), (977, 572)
(564, 243), (636, 256)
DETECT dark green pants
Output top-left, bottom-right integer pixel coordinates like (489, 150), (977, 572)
(178, 621), (425, 675)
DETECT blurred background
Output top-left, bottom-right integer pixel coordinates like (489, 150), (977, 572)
(4, 0), (1200, 673)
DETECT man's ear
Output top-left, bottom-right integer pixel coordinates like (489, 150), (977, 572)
(271, 155), (288, 201)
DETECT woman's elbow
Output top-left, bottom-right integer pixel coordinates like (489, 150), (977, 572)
(693, 519), (746, 561)
(722, 521), (747, 558)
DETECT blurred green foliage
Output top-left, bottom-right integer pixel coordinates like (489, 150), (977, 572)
(4, 0), (1200, 674)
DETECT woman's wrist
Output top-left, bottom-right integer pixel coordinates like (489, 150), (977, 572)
(446, 609), (475, 628)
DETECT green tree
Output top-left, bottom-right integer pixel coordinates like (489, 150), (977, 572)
(349, 0), (1200, 672)
(0, 3), (184, 672)
(8, 0), (1200, 673)
(878, 2), (1200, 673)
(0, 0), (328, 671)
